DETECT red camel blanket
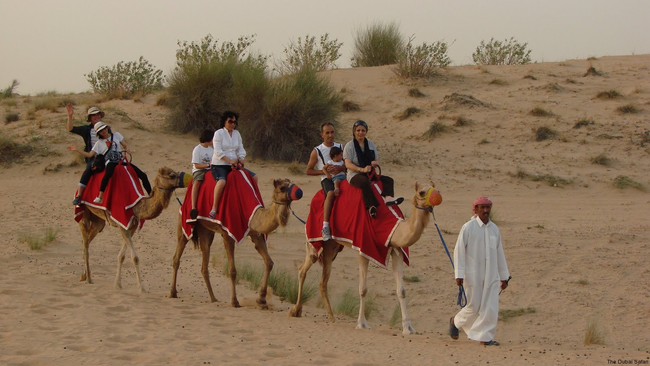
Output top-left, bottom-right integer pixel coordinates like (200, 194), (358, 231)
(180, 169), (264, 245)
(305, 179), (409, 268)
(74, 163), (147, 230)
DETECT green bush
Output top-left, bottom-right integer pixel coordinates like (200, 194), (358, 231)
(167, 35), (269, 135)
(393, 36), (451, 78)
(275, 34), (343, 75)
(0, 136), (33, 166)
(243, 69), (341, 162)
(1, 79), (19, 99)
(472, 37), (532, 65)
(351, 21), (404, 67)
(85, 56), (164, 99)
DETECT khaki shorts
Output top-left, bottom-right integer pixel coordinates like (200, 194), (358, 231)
(192, 169), (208, 182)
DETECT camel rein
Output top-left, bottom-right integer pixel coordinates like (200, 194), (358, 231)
(273, 198), (306, 225)
(421, 206), (467, 308)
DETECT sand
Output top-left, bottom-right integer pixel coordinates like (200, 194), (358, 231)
(0, 55), (649, 365)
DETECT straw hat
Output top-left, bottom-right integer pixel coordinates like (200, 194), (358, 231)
(86, 107), (105, 122)
(94, 121), (108, 133)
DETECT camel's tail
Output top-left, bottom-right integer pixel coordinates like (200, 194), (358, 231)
(191, 230), (199, 250)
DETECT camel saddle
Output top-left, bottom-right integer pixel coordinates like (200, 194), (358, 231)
(73, 163), (147, 230)
(305, 179), (409, 268)
(180, 169), (264, 245)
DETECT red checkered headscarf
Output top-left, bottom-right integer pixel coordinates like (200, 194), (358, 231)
(472, 196), (493, 214)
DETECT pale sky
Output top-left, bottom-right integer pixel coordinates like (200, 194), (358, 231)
(1, 0), (648, 95)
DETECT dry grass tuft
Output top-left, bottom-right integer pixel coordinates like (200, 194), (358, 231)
(595, 90), (622, 100)
(584, 318), (605, 345)
(534, 126), (558, 141)
(422, 122), (449, 140)
(530, 107), (555, 117)
(613, 175), (645, 191)
(523, 74), (537, 80)
(398, 107), (421, 120)
(584, 66), (602, 77)
(573, 118), (594, 129)
(287, 161), (304, 175)
(408, 88), (425, 98)
(453, 116), (473, 127)
(590, 153), (611, 166)
(499, 307), (536, 321)
(341, 100), (361, 112)
(489, 78), (508, 86)
(616, 104), (640, 114)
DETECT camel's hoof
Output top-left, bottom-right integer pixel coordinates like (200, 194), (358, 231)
(210, 297), (218, 303)
(356, 323), (371, 330)
(256, 298), (268, 310)
(139, 288), (148, 294)
(79, 273), (88, 282)
(169, 292), (178, 299)
(289, 307), (302, 318)
(403, 326), (416, 335)
(114, 283), (122, 290)
(232, 301), (241, 308)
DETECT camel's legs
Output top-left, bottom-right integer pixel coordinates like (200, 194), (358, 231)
(79, 212), (104, 284)
(390, 248), (415, 335)
(251, 233), (273, 309)
(116, 225), (145, 293)
(222, 234), (241, 308)
(320, 241), (338, 322)
(289, 242), (318, 318)
(356, 254), (371, 330)
(198, 227), (217, 303)
(170, 216), (189, 299)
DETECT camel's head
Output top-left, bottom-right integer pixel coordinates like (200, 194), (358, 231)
(273, 178), (303, 203)
(413, 181), (442, 211)
(155, 167), (183, 190)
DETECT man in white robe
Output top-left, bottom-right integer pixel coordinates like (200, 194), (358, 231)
(450, 196), (510, 346)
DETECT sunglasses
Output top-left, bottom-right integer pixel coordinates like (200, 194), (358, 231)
(226, 119), (238, 124)
(353, 120), (368, 129)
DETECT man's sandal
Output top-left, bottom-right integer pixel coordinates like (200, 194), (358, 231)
(449, 317), (459, 340)
(480, 340), (500, 346)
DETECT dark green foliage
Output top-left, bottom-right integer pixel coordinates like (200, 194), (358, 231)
(244, 69), (341, 162)
(351, 22), (404, 67)
(276, 33), (343, 75)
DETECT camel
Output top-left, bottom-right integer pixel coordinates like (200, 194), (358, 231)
(289, 181), (441, 335)
(169, 178), (299, 309)
(76, 167), (185, 292)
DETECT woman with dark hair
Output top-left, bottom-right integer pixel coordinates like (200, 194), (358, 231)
(208, 111), (257, 219)
(343, 120), (402, 218)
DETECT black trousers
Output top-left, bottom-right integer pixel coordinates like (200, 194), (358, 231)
(100, 162), (152, 194)
(349, 174), (394, 209)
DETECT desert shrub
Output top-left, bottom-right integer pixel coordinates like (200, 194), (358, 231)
(393, 36), (451, 78)
(1, 79), (19, 99)
(5, 113), (19, 123)
(523, 74), (537, 80)
(341, 100), (361, 112)
(535, 126), (557, 141)
(287, 161), (304, 175)
(616, 104), (639, 114)
(398, 107), (421, 120)
(275, 34), (343, 75)
(584, 318), (605, 345)
(351, 21), (404, 67)
(0, 136), (33, 166)
(408, 88), (425, 98)
(20, 227), (58, 250)
(155, 92), (171, 107)
(584, 66), (602, 77)
(591, 153), (611, 166)
(472, 37), (532, 65)
(499, 307), (536, 321)
(85, 56), (164, 99)
(167, 34), (270, 135)
(489, 78), (507, 86)
(595, 90), (622, 99)
(530, 107), (554, 117)
(335, 288), (375, 319)
(244, 69), (341, 162)
(613, 175), (645, 191)
(422, 121), (448, 140)
(513, 169), (572, 187)
(167, 57), (268, 135)
(454, 116), (473, 127)
(573, 118), (594, 129)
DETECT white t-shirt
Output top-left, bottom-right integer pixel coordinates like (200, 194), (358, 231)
(192, 144), (214, 173)
(314, 142), (343, 181)
(212, 128), (246, 165)
(91, 132), (124, 165)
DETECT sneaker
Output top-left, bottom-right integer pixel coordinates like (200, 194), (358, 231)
(190, 208), (198, 220)
(72, 196), (81, 206)
(386, 197), (404, 206)
(368, 206), (377, 219)
(321, 226), (332, 241)
(93, 197), (103, 204)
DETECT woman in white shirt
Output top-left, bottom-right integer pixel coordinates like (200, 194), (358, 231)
(208, 111), (257, 219)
